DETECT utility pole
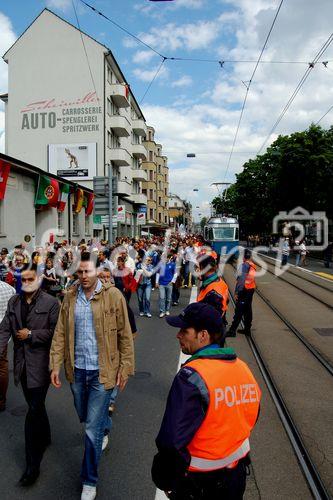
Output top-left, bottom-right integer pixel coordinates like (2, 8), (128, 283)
(108, 163), (113, 245)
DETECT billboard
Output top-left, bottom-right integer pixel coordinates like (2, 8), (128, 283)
(48, 143), (97, 180)
(137, 213), (146, 225)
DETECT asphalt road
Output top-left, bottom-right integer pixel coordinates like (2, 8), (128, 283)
(0, 288), (189, 500)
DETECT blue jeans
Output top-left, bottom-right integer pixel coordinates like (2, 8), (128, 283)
(159, 283), (172, 313)
(295, 254), (300, 266)
(137, 283), (152, 314)
(70, 369), (112, 486)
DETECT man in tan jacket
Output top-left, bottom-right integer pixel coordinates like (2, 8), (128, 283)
(50, 252), (134, 500)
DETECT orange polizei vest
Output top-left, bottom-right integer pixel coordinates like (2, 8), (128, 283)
(185, 357), (261, 472)
(197, 278), (229, 313)
(244, 261), (256, 290)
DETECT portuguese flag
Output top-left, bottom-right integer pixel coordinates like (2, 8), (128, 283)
(35, 175), (59, 207)
(58, 183), (70, 212)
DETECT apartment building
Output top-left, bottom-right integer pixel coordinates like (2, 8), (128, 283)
(1, 8), (148, 238)
(169, 193), (192, 231)
(141, 127), (169, 233)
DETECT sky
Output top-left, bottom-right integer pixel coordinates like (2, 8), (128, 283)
(1, 0), (333, 220)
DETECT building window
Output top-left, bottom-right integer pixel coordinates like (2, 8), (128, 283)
(107, 130), (111, 148)
(149, 151), (153, 161)
(85, 217), (91, 236)
(165, 215), (168, 224)
(107, 97), (112, 116)
(73, 213), (79, 235)
(158, 197), (162, 206)
(107, 66), (112, 84)
(149, 208), (154, 220)
(149, 189), (154, 200)
(57, 211), (64, 234)
(164, 188), (167, 196)
(149, 170), (154, 181)
(142, 189), (147, 196)
(148, 131), (152, 141)
(109, 131), (120, 148)
(111, 101), (119, 116)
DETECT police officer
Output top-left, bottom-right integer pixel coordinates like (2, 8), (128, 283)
(227, 249), (256, 337)
(152, 302), (261, 499)
(196, 251), (229, 326)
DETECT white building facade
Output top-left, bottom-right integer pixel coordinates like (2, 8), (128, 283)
(1, 9), (148, 238)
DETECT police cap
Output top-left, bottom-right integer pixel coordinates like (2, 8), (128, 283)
(166, 302), (223, 334)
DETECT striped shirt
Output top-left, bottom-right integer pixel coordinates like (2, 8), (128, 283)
(74, 280), (102, 370)
(0, 281), (15, 322)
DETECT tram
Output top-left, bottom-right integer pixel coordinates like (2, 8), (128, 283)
(204, 215), (239, 258)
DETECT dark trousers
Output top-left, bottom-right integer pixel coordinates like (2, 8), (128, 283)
(170, 460), (247, 500)
(172, 285), (180, 304)
(21, 371), (51, 471)
(230, 289), (255, 332)
(0, 345), (8, 410)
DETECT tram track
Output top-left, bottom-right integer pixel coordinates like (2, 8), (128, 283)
(257, 252), (333, 292)
(226, 290), (331, 500)
(255, 258), (333, 311)
(227, 261), (333, 376)
(223, 267), (333, 499)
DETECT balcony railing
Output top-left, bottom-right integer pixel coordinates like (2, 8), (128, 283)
(110, 83), (130, 108)
(109, 148), (131, 166)
(132, 143), (147, 160)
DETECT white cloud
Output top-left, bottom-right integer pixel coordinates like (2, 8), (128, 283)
(171, 75), (193, 87)
(132, 50), (157, 65)
(133, 64), (169, 83)
(141, 0), (333, 216)
(46, 0), (72, 11)
(139, 20), (221, 52)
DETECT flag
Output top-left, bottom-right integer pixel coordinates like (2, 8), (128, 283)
(58, 183), (70, 212)
(73, 188), (84, 213)
(0, 159), (11, 200)
(85, 192), (94, 216)
(35, 175), (59, 207)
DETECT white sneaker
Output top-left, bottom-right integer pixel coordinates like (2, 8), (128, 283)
(165, 311), (170, 316)
(139, 312), (144, 317)
(146, 313), (152, 318)
(159, 312), (165, 318)
(81, 485), (96, 500)
(102, 435), (109, 451)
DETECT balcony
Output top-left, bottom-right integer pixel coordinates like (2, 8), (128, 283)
(110, 84), (130, 108)
(113, 179), (131, 197)
(132, 143), (147, 160)
(110, 115), (131, 137)
(132, 118), (147, 137)
(132, 169), (147, 182)
(109, 148), (131, 166)
(131, 193), (147, 205)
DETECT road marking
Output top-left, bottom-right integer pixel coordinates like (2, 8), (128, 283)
(315, 272), (333, 281)
(154, 287), (197, 499)
(257, 252), (333, 283)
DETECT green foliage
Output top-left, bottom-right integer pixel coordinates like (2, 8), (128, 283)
(213, 124), (333, 234)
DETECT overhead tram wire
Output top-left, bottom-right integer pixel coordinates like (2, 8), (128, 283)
(257, 32), (333, 155)
(78, 0), (165, 58)
(78, 0), (333, 67)
(140, 58), (167, 105)
(222, 0), (285, 182)
(316, 104), (333, 125)
(71, 0), (99, 99)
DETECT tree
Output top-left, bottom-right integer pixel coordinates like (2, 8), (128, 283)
(210, 124), (333, 235)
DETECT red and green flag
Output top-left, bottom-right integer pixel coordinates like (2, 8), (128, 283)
(35, 175), (59, 207)
(58, 183), (70, 212)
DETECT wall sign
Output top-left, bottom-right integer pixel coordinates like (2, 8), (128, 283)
(48, 142), (97, 181)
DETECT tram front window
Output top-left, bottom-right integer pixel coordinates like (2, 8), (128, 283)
(213, 227), (235, 240)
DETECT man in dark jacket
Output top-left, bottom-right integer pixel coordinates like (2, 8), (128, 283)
(0, 264), (60, 486)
